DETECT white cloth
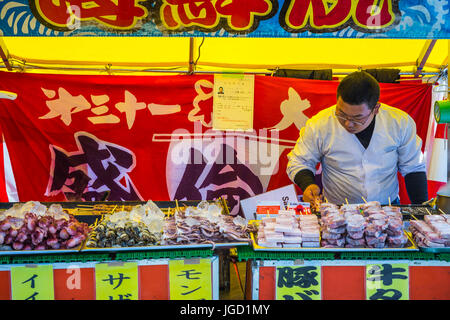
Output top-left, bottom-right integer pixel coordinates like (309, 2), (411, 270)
(286, 104), (426, 204)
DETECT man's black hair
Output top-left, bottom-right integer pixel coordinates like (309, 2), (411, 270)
(337, 71), (380, 110)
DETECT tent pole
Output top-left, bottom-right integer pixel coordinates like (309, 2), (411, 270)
(0, 38), (12, 71)
(415, 39), (437, 78)
(188, 37), (195, 74)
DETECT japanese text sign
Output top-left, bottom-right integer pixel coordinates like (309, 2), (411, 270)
(10, 264), (55, 300)
(169, 258), (212, 300)
(213, 74), (255, 131)
(276, 265), (321, 300)
(95, 262), (139, 300)
(0, 1), (448, 38)
(0, 72), (432, 209)
(366, 263), (409, 300)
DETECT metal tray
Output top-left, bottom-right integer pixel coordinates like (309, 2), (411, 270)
(250, 231), (419, 252)
(80, 241), (251, 252)
(417, 246), (450, 253)
(0, 245), (83, 255)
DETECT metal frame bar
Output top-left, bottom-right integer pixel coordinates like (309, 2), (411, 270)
(415, 40), (437, 78)
(0, 38), (12, 71)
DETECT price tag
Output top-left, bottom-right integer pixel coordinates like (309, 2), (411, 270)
(366, 263), (409, 300)
(10, 264), (54, 300)
(169, 258), (212, 300)
(95, 262), (138, 300)
(276, 265), (321, 300)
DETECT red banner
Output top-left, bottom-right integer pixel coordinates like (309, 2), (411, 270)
(0, 72), (431, 212)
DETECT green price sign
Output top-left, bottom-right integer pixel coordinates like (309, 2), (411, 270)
(10, 264), (55, 300)
(366, 263), (409, 300)
(95, 262), (139, 300)
(169, 258), (212, 300)
(276, 265), (321, 300)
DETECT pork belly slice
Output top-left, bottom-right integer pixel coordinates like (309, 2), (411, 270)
(283, 235), (302, 243)
(282, 243), (302, 248)
(302, 241), (320, 248)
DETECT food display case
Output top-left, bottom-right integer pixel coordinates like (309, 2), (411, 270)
(0, 200), (448, 300)
(0, 199), (250, 300)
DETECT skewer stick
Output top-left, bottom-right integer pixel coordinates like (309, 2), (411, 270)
(411, 214), (419, 221)
(175, 199), (180, 212)
(388, 197), (391, 207)
(324, 197), (328, 203)
(425, 208), (432, 215)
(438, 208), (446, 215)
(345, 198), (349, 205)
(110, 205), (118, 214)
(361, 196), (367, 204)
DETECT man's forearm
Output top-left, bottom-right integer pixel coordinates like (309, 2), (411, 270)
(404, 171), (428, 204)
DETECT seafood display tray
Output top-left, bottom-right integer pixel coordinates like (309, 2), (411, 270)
(250, 232), (419, 253)
(80, 241), (251, 252)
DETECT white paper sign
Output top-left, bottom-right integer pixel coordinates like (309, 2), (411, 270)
(213, 74), (254, 131)
(240, 184), (298, 221)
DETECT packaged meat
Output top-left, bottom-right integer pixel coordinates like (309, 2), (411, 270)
(387, 217), (403, 232)
(365, 233), (387, 245)
(274, 224), (296, 233)
(347, 230), (364, 239)
(323, 225), (346, 234)
(359, 201), (381, 211)
(321, 237), (345, 247)
(345, 236), (366, 246)
(322, 215), (346, 229)
(346, 214), (366, 229)
(386, 234), (408, 247)
(282, 243), (301, 248)
(283, 235), (302, 243)
(264, 232), (284, 242)
(284, 228), (302, 236)
(428, 221), (450, 239)
(322, 230), (343, 240)
(258, 239), (282, 247)
(302, 241), (320, 248)
(424, 215), (446, 224)
(368, 213), (388, 222)
(365, 224), (383, 238)
(386, 228), (404, 237)
(345, 244), (366, 248)
(367, 242), (386, 249)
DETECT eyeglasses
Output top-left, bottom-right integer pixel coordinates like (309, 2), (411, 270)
(335, 108), (374, 126)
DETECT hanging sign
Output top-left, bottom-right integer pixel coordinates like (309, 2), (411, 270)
(213, 74), (255, 131)
(276, 265), (322, 300)
(0, 1), (447, 39)
(95, 262), (139, 300)
(366, 263), (409, 300)
(10, 264), (55, 300)
(169, 258), (212, 300)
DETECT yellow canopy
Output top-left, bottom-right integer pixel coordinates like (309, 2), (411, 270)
(0, 37), (448, 76)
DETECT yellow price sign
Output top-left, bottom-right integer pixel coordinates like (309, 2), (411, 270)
(366, 263), (409, 300)
(276, 265), (321, 300)
(169, 258), (212, 300)
(10, 264), (54, 300)
(95, 262), (139, 300)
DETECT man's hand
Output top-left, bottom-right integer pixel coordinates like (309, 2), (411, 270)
(302, 184), (322, 204)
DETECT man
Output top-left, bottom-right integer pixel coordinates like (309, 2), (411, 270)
(287, 71), (428, 205)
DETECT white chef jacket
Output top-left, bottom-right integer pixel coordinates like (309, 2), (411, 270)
(286, 104), (426, 205)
